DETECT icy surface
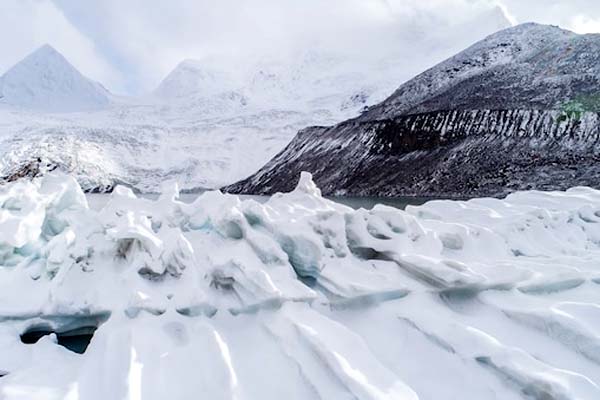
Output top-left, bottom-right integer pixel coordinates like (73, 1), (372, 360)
(0, 173), (599, 399)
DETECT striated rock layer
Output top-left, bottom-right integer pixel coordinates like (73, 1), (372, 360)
(228, 109), (600, 197)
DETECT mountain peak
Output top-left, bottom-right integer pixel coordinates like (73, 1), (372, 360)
(176, 58), (203, 69)
(154, 59), (239, 99)
(0, 44), (110, 112)
(35, 43), (60, 55)
(19, 44), (71, 67)
(367, 22), (581, 118)
(493, 21), (573, 38)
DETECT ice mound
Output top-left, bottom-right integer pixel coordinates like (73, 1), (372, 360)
(1, 173), (600, 399)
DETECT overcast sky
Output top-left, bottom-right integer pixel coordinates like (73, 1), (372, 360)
(1, 0), (599, 95)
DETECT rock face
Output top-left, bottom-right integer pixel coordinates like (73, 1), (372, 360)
(226, 23), (600, 197)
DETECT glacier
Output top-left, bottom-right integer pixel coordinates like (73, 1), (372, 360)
(0, 173), (599, 399)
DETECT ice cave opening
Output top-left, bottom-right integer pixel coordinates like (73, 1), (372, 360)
(20, 324), (99, 354)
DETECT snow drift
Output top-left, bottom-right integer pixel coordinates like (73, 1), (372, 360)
(0, 173), (599, 399)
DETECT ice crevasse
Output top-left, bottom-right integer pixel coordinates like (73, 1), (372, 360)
(0, 172), (599, 399)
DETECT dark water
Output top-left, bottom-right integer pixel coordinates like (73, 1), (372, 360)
(240, 194), (434, 210)
(324, 195), (433, 210)
(88, 193), (435, 211)
(20, 326), (97, 354)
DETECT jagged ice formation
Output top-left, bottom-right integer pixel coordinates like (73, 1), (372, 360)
(1, 173), (600, 399)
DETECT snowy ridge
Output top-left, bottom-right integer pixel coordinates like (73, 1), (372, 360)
(370, 23), (594, 117)
(152, 52), (394, 117)
(229, 23), (600, 197)
(0, 45), (110, 112)
(1, 173), (600, 399)
(154, 60), (242, 100)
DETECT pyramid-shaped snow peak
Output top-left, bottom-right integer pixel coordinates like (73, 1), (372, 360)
(154, 59), (239, 99)
(0, 44), (110, 112)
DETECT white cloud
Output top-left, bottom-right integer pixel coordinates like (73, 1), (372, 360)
(49, 0), (513, 94)
(494, 2), (518, 25)
(499, 0), (600, 32)
(51, 0), (408, 92)
(569, 15), (600, 34)
(2, 0), (599, 95)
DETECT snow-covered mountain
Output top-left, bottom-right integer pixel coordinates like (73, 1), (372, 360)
(0, 45), (110, 112)
(154, 60), (241, 100)
(227, 23), (600, 198)
(0, 9), (512, 192)
(151, 52), (389, 118)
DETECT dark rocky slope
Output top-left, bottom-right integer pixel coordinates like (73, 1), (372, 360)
(225, 23), (600, 197)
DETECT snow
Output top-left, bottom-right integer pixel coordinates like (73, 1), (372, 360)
(154, 60), (242, 100)
(0, 103), (341, 191)
(0, 172), (599, 399)
(0, 45), (110, 112)
(375, 23), (579, 117)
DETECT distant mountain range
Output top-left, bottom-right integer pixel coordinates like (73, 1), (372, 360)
(226, 23), (600, 198)
(0, 7), (513, 192)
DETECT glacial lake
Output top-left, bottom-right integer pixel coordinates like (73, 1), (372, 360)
(86, 193), (436, 211)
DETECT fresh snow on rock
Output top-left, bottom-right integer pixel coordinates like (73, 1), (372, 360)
(228, 23), (600, 198)
(0, 45), (110, 112)
(1, 173), (600, 399)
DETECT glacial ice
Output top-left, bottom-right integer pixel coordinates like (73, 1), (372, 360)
(0, 172), (600, 399)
